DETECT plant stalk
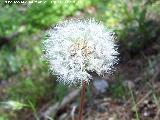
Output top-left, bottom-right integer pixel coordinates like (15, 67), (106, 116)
(78, 80), (86, 120)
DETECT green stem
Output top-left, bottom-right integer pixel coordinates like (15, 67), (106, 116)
(129, 87), (140, 120)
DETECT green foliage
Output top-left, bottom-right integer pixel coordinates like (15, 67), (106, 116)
(0, 1), (91, 111)
(0, 117), (7, 120)
(0, 0), (160, 119)
(0, 0), (91, 39)
(109, 75), (128, 99)
(54, 84), (68, 101)
(0, 100), (27, 110)
(110, 81), (127, 99)
(148, 1), (160, 15)
(129, 87), (140, 120)
(94, 0), (159, 53)
(0, 33), (44, 79)
(7, 78), (53, 105)
(26, 0), (91, 29)
(0, 116), (8, 120)
(0, 2), (92, 118)
(27, 100), (40, 120)
(86, 85), (92, 101)
(0, 5), (25, 37)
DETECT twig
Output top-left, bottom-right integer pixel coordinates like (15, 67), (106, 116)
(41, 89), (80, 119)
(132, 90), (152, 110)
(71, 105), (77, 120)
(151, 68), (160, 82)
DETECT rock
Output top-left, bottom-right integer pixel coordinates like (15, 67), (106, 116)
(93, 79), (109, 93)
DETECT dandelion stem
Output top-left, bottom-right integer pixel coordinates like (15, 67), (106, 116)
(78, 80), (86, 120)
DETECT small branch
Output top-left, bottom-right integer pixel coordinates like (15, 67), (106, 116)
(41, 89), (80, 119)
(151, 68), (160, 82)
(71, 105), (77, 120)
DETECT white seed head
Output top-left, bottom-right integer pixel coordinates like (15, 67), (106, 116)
(42, 18), (119, 87)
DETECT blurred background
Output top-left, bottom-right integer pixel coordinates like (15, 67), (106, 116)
(0, 0), (160, 120)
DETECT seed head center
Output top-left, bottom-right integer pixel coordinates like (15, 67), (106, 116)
(69, 40), (93, 58)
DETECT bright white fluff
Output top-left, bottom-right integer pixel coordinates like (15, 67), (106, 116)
(42, 18), (118, 87)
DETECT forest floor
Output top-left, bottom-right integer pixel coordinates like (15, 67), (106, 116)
(0, 5), (160, 120)
(58, 37), (160, 120)
(0, 30), (160, 120)
(36, 36), (160, 120)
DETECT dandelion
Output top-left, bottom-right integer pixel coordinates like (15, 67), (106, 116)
(43, 18), (118, 86)
(42, 18), (118, 120)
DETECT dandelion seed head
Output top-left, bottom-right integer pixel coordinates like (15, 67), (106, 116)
(42, 18), (119, 87)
